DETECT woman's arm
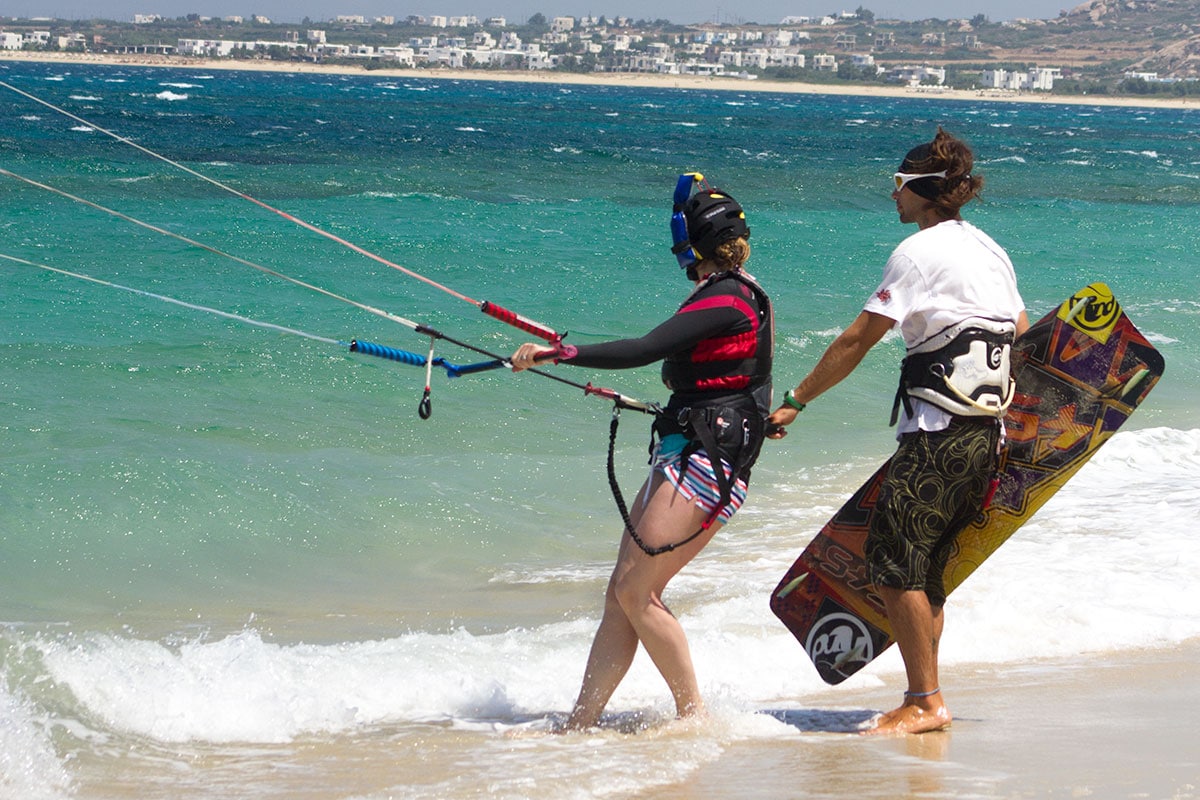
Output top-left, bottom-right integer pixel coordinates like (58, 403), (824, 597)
(510, 302), (748, 372)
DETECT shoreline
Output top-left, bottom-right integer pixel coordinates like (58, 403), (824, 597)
(3, 50), (1198, 110)
(647, 639), (1200, 799)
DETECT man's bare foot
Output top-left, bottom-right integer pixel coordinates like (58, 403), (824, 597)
(863, 696), (952, 735)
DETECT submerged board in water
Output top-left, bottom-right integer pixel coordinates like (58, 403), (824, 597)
(770, 283), (1165, 684)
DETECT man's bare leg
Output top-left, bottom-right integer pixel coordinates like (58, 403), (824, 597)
(866, 586), (952, 735)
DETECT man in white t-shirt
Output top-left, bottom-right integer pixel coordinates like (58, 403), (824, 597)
(769, 127), (1029, 735)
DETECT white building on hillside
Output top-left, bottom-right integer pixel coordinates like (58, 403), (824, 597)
(812, 53), (837, 71)
(176, 38), (239, 57)
(176, 38), (306, 57)
(378, 46), (415, 66)
(889, 63), (945, 85)
(981, 66), (1059, 90)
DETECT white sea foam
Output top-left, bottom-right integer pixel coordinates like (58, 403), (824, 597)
(944, 427), (1200, 662)
(154, 90), (188, 101)
(0, 683), (72, 800)
(1145, 332), (1179, 344)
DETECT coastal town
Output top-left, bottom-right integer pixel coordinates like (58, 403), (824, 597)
(2, 0), (1199, 95)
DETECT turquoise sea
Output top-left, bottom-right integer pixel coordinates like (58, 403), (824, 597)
(1, 60), (1198, 798)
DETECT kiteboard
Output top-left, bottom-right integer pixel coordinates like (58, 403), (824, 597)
(770, 282), (1165, 684)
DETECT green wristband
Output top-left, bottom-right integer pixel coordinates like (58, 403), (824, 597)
(783, 390), (807, 412)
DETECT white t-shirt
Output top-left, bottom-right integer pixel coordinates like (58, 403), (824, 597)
(863, 219), (1025, 434)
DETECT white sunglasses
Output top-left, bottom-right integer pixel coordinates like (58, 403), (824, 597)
(893, 170), (947, 191)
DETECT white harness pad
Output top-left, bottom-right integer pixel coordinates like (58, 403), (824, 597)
(898, 317), (1016, 419)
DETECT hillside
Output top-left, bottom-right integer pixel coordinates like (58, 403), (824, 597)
(986, 0), (1200, 77)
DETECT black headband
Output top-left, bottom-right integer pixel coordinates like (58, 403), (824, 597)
(899, 143), (945, 201)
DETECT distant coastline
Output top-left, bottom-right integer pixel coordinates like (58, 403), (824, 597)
(3, 50), (1197, 110)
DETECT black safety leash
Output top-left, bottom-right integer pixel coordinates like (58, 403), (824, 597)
(605, 406), (717, 557)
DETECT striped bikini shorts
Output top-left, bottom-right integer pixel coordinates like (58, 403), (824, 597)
(651, 433), (748, 525)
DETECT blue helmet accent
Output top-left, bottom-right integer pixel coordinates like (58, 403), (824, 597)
(671, 173), (705, 271)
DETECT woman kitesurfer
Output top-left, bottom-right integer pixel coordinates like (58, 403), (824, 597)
(768, 127), (1029, 735)
(510, 175), (773, 731)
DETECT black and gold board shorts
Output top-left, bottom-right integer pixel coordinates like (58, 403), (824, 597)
(865, 419), (999, 607)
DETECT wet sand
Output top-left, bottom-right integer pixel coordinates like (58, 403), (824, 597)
(648, 639), (1200, 799)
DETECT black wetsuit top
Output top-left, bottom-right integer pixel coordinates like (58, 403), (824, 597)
(562, 271), (773, 480)
(564, 271), (772, 408)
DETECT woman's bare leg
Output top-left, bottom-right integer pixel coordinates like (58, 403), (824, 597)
(561, 564), (640, 730)
(563, 475), (720, 729)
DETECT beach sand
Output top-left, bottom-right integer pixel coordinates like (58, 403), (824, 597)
(646, 639), (1200, 799)
(3, 50), (1198, 111)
